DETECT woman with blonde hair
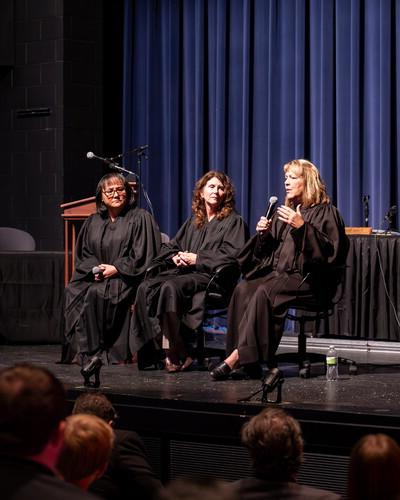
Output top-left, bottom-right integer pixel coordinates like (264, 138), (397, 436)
(211, 159), (349, 381)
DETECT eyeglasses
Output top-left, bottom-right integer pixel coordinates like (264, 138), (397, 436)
(102, 187), (126, 198)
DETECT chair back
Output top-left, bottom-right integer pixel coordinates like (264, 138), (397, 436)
(205, 263), (241, 308)
(0, 227), (36, 251)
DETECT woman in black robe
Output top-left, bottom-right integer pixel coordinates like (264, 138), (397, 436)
(61, 173), (161, 386)
(130, 171), (248, 372)
(210, 159), (349, 381)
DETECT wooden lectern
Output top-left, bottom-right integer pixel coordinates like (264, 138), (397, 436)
(60, 196), (97, 286)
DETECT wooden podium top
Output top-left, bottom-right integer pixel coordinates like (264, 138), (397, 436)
(60, 196), (97, 219)
(345, 227), (373, 235)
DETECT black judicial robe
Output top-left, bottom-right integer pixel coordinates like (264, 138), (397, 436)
(61, 205), (161, 363)
(129, 211), (248, 353)
(226, 203), (349, 365)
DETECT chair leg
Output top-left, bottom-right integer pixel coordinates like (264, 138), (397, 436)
(297, 320), (307, 369)
(196, 329), (205, 365)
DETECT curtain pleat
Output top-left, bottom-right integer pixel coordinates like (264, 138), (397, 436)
(123, 0), (400, 237)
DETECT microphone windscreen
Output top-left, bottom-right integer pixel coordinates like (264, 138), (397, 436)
(92, 266), (102, 275)
(86, 151), (94, 159)
(265, 196), (278, 219)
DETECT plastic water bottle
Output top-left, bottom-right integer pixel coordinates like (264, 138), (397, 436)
(326, 345), (338, 381)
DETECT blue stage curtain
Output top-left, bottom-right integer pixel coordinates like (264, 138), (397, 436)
(122, 0), (400, 236)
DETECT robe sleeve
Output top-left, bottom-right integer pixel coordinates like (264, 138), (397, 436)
(113, 209), (162, 279)
(148, 218), (192, 268)
(195, 214), (249, 273)
(290, 204), (349, 271)
(72, 216), (103, 281)
(237, 225), (279, 278)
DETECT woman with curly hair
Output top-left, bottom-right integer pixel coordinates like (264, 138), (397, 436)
(130, 171), (248, 372)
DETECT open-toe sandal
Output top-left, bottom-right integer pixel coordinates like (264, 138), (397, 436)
(165, 357), (181, 373)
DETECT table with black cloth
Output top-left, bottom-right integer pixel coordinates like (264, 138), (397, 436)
(0, 239), (399, 344)
(330, 234), (400, 341)
(0, 251), (64, 343)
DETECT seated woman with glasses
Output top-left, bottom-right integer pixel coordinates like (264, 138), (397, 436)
(129, 171), (248, 373)
(60, 172), (161, 387)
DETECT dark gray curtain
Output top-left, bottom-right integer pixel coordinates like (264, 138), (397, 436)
(122, 0), (400, 238)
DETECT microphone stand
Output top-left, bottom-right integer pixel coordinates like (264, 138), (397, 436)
(363, 195), (370, 227)
(108, 146), (154, 216)
(238, 368), (284, 404)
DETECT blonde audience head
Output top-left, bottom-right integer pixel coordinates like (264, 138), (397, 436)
(57, 413), (114, 490)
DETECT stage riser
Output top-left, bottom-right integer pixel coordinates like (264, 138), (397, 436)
(100, 398), (400, 498)
(141, 436), (350, 496)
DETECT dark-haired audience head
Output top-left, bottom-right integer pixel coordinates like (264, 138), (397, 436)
(0, 363), (66, 458)
(57, 413), (114, 490)
(160, 477), (237, 500)
(240, 407), (303, 481)
(95, 172), (136, 216)
(192, 171), (235, 227)
(348, 433), (400, 500)
(72, 392), (118, 426)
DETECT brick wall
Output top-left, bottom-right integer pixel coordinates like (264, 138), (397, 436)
(0, 0), (109, 250)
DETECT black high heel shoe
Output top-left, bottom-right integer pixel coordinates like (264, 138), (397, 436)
(81, 355), (103, 388)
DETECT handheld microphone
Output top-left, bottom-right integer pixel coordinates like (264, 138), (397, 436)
(265, 196), (278, 219)
(86, 151), (119, 167)
(92, 266), (103, 278)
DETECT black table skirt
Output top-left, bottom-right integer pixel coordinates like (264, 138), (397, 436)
(0, 251), (64, 343)
(0, 238), (399, 344)
(330, 235), (400, 341)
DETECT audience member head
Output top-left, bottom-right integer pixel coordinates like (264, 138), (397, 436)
(57, 413), (115, 490)
(0, 363), (66, 460)
(348, 433), (400, 500)
(283, 159), (330, 208)
(192, 171), (235, 227)
(95, 172), (135, 216)
(72, 392), (118, 426)
(160, 477), (237, 500)
(240, 407), (303, 481)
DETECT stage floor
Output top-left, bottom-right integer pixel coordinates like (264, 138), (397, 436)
(1, 343), (400, 417)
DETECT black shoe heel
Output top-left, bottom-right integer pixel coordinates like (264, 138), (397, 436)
(81, 356), (103, 388)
